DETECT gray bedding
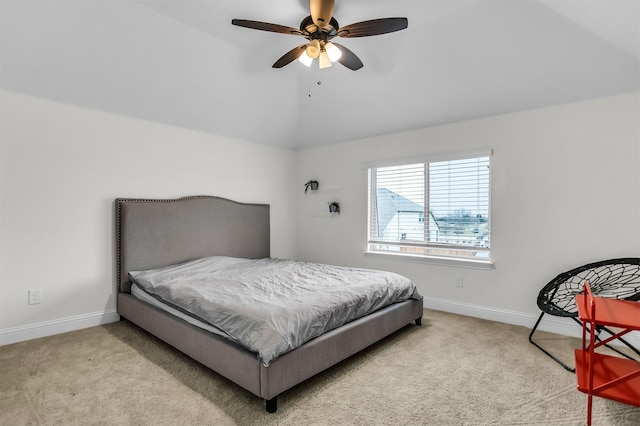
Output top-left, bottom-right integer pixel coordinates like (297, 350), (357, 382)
(129, 256), (421, 366)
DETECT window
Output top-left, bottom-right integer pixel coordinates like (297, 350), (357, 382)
(367, 150), (491, 264)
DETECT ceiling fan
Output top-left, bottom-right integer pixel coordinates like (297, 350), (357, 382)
(231, 0), (408, 71)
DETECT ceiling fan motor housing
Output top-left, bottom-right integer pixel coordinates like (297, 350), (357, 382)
(310, 0), (335, 27)
(300, 16), (339, 41)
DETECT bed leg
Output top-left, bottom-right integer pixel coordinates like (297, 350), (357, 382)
(415, 316), (422, 326)
(265, 396), (277, 413)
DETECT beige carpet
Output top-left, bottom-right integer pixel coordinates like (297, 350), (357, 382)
(1, 309), (639, 425)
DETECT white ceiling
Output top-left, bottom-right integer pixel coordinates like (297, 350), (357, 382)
(1, 0), (638, 150)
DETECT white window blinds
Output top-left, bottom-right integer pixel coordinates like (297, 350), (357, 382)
(368, 151), (491, 260)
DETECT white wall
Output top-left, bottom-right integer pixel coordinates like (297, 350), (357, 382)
(2, 90), (639, 345)
(0, 90), (297, 343)
(296, 92), (640, 331)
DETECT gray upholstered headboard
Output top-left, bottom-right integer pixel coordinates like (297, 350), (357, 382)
(115, 196), (270, 293)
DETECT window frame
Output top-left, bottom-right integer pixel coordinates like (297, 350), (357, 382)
(364, 149), (493, 270)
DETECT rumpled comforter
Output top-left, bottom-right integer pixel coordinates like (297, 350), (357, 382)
(129, 256), (422, 366)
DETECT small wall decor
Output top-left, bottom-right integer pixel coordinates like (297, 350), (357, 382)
(328, 202), (340, 214)
(304, 180), (319, 193)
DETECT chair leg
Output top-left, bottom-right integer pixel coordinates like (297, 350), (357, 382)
(529, 311), (640, 372)
(529, 312), (575, 372)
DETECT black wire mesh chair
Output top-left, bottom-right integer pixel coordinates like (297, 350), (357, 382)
(529, 258), (640, 372)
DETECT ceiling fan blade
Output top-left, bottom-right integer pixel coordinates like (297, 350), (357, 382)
(310, 0), (335, 27)
(337, 17), (408, 38)
(231, 19), (303, 36)
(273, 44), (308, 68)
(331, 43), (363, 71)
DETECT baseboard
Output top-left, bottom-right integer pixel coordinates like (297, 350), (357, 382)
(424, 296), (640, 348)
(2, 300), (638, 349)
(0, 309), (120, 346)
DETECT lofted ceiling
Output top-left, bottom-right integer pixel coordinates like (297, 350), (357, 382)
(1, 0), (638, 150)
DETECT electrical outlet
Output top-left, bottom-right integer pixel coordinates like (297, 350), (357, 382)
(455, 276), (464, 288)
(28, 289), (41, 305)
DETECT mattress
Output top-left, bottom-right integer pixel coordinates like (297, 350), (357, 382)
(129, 256), (422, 366)
(131, 283), (233, 341)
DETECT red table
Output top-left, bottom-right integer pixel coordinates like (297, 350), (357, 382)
(574, 282), (640, 425)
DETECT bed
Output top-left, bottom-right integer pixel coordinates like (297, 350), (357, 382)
(115, 195), (424, 413)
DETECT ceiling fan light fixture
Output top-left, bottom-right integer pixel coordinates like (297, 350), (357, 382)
(325, 42), (342, 62)
(306, 39), (320, 58)
(298, 50), (313, 67)
(319, 51), (332, 69)
(232, 1), (408, 71)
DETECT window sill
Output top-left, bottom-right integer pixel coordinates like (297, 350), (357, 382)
(363, 250), (494, 270)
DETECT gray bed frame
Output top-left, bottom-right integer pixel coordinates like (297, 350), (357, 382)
(115, 195), (423, 413)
